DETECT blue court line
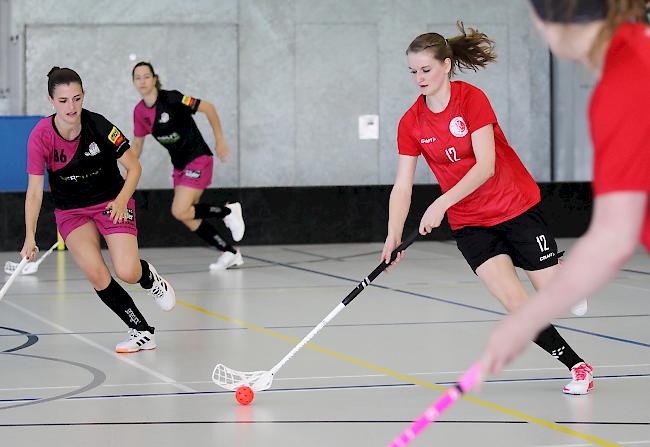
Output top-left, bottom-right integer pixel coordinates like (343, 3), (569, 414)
(244, 254), (650, 349)
(1, 373), (647, 404)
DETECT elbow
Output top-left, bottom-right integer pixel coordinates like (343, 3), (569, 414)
(484, 164), (495, 180)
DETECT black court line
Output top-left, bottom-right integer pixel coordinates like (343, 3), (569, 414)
(622, 268), (650, 276)
(2, 314), (648, 339)
(0, 326), (39, 352)
(0, 420), (646, 427)
(244, 254), (650, 348)
(2, 373), (647, 405)
(0, 419), (650, 428)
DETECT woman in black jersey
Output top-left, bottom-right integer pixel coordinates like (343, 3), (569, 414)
(131, 62), (245, 271)
(23, 67), (175, 353)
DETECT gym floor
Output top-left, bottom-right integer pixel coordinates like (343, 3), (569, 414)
(1, 239), (648, 446)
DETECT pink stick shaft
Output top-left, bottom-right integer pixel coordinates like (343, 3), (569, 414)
(388, 363), (481, 447)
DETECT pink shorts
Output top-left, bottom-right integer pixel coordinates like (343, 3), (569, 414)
(55, 198), (138, 241)
(173, 155), (214, 189)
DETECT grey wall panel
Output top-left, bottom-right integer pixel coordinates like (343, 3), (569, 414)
(239, 0), (296, 186)
(552, 58), (594, 181)
(10, 0), (553, 188)
(295, 23), (379, 185)
(12, 0), (237, 25)
(296, 0), (385, 24)
(25, 24), (238, 189)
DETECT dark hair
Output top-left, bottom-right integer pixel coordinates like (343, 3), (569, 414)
(406, 21), (497, 76)
(46, 67), (83, 97)
(132, 61), (162, 90)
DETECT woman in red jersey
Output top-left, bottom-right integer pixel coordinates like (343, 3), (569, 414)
(23, 67), (175, 353)
(483, 0), (649, 374)
(382, 23), (593, 394)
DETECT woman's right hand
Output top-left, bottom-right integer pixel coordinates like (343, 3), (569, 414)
(21, 238), (38, 261)
(381, 234), (405, 270)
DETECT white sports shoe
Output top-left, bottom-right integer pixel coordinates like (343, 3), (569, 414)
(115, 329), (156, 353)
(209, 250), (244, 271)
(563, 362), (594, 395)
(224, 202), (245, 242)
(146, 263), (176, 311)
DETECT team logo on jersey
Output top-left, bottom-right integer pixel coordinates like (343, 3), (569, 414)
(184, 169), (201, 179)
(108, 126), (125, 147)
(84, 142), (100, 157)
(159, 112), (170, 124)
(181, 95), (196, 108)
(449, 117), (468, 137)
(101, 207), (135, 221)
(156, 132), (181, 144)
(420, 137), (436, 144)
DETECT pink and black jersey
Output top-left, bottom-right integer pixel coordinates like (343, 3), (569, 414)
(397, 81), (540, 230)
(133, 89), (212, 170)
(590, 23), (650, 251)
(27, 109), (130, 210)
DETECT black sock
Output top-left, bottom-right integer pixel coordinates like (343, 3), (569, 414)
(95, 278), (154, 333)
(194, 220), (237, 253)
(138, 259), (154, 289)
(193, 203), (231, 220)
(534, 325), (583, 370)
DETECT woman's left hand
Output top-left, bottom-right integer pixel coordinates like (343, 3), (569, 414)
(106, 198), (129, 224)
(419, 198), (448, 235)
(481, 313), (539, 376)
(216, 141), (231, 163)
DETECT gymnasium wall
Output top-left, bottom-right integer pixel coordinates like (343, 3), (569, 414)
(1, 0), (554, 188)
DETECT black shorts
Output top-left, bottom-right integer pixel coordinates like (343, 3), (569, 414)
(452, 204), (559, 273)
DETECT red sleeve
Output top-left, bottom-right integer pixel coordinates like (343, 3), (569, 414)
(397, 112), (421, 156)
(133, 104), (151, 137)
(462, 85), (497, 133)
(591, 40), (650, 195)
(26, 126), (48, 176)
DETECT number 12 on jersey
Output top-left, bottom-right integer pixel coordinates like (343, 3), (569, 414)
(445, 147), (460, 162)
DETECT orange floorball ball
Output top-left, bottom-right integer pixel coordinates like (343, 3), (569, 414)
(235, 386), (255, 405)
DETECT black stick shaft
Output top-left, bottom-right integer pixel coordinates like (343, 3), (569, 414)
(341, 230), (419, 306)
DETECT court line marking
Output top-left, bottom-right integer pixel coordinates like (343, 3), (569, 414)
(1, 364), (647, 392)
(243, 254), (650, 348)
(2, 314), (647, 339)
(0, 352), (105, 410)
(177, 299), (622, 447)
(5, 301), (194, 393)
(1, 373), (647, 402)
(0, 421), (647, 428)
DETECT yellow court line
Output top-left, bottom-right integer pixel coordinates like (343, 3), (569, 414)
(178, 299), (621, 447)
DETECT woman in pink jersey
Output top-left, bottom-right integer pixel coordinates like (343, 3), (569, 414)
(382, 23), (593, 394)
(482, 0), (649, 373)
(23, 67), (176, 353)
(131, 62), (245, 271)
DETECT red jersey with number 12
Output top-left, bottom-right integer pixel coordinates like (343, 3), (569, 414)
(398, 81), (540, 230)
